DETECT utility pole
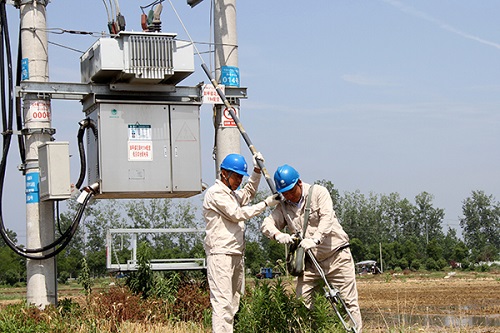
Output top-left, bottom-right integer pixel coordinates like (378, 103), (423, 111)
(16, 0), (57, 307)
(213, 0), (240, 176)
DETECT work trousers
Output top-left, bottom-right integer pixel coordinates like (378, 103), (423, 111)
(207, 254), (244, 333)
(297, 247), (362, 332)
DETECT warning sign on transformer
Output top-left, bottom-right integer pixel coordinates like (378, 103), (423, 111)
(128, 124), (153, 161)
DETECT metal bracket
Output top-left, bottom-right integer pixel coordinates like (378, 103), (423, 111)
(13, 0), (50, 7)
(21, 127), (56, 136)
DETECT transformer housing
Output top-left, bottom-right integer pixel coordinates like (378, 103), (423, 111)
(85, 101), (202, 199)
(80, 32), (194, 85)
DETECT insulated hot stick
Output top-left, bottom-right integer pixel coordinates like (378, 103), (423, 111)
(165, 0), (277, 193)
(201, 63), (277, 195)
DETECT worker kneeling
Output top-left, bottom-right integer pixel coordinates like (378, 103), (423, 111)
(261, 164), (362, 332)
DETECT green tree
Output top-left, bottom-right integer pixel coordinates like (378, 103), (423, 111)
(315, 179), (340, 208)
(0, 229), (25, 285)
(338, 190), (382, 245)
(245, 241), (267, 274)
(413, 192), (445, 245)
(0, 228), (18, 246)
(426, 239), (443, 262)
(349, 238), (365, 263)
(56, 199), (85, 281)
(86, 200), (127, 253)
(125, 198), (204, 260)
(402, 238), (420, 266)
(460, 191), (500, 262)
(126, 242), (154, 299)
(441, 228), (463, 264)
(0, 247), (25, 285)
(379, 193), (414, 243)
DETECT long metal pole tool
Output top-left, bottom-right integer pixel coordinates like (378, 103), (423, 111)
(167, 0), (276, 193)
(307, 248), (360, 333)
(200, 63), (277, 194)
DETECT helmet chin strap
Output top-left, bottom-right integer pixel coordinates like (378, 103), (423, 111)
(221, 170), (234, 190)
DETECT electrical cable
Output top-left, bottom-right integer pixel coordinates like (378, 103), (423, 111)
(0, 2), (96, 260)
(15, 28), (25, 167)
(101, 0), (112, 23)
(75, 118), (98, 190)
(113, 0), (121, 15)
(140, 0), (164, 11)
(107, 0), (115, 22)
(48, 41), (85, 54)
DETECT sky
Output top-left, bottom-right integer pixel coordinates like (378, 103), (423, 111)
(3, 0), (500, 244)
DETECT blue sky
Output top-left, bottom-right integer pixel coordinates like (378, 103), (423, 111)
(3, 0), (500, 242)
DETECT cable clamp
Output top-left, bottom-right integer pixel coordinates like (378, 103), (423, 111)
(21, 128), (56, 135)
(76, 182), (100, 204)
(1, 129), (14, 136)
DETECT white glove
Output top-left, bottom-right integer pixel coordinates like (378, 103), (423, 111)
(275, 232), (293, 244)
(299, 238), (319, 250)
(253, 152), (265, 169)
(264, 194), (280, 207)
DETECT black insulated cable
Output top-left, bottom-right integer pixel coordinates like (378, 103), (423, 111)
(15, 27), (25, 166)
(0, 2), (94, 260)
(75, 118), (97, 190)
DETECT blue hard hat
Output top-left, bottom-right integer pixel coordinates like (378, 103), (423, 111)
(274, 164), (300, 193)
(221, 153), (249, 176)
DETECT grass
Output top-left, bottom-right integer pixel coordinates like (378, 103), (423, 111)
(0, 271), (498, 332)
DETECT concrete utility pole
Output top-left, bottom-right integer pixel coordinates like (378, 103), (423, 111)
(17, 0), (57, 307)
(214, 0), (240, 176)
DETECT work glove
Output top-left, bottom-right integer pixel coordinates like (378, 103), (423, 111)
(299, 238), (319, 250)
(253, 152), (265, 169)
(264, 194), (280, 207)
(274, 232), (293, 244)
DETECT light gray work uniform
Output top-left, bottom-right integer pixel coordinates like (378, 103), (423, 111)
(261, 182), (362, 332)
(203, 171), (267, 333)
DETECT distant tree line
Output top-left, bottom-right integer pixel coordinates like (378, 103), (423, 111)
(0, 182), (498, 285)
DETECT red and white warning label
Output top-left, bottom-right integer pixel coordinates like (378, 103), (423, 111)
(27, 100), (51, 122)
(222, 107), (239, 127)
(128, 141), (153, 161)
(202, 84), (225, 104)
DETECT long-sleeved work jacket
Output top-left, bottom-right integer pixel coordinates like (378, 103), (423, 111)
(261, 182), (349, 262)
(203, 171), (267, 256)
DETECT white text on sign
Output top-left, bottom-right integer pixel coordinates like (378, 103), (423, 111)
(222, 107), (239, 128)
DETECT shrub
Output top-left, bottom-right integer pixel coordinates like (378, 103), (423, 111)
(77, 258), (93, 295)
(410, 259), (421, 271)
(58, 271), (70, 284)
(436, 258), (448, 270)
(474, 264), (490, 272)
(425, 258), (439, 271)
(235, 278), (344, 333)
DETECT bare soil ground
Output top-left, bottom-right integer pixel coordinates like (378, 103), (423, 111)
(357, 271), (500, 332)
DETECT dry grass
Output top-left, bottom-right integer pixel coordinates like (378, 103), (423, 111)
(118, 321), (210, 333)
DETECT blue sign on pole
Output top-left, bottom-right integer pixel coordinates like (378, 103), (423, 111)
(26, 172), (39, 204)
(21, 58), (29, 81)
(220, 66), (240, 87)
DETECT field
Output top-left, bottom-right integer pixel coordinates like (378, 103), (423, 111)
(0, 271), (499, 332)
(357, 271), (500, 332)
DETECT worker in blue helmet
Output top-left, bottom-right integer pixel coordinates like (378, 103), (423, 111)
(261, 164), (362, 332)
(203, 152), (280, 333)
